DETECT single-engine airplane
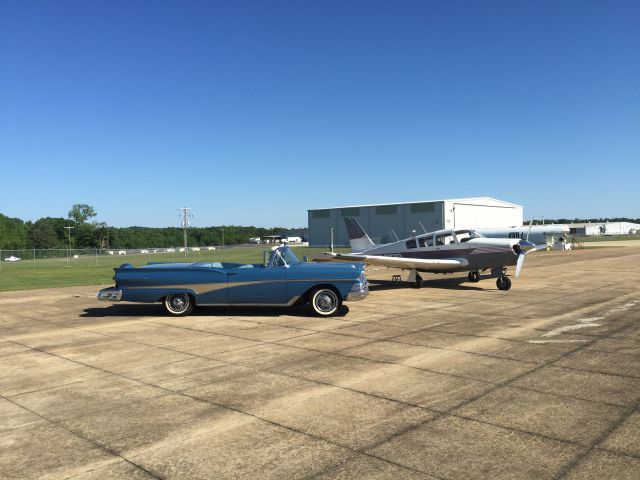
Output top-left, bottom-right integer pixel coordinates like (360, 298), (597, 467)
(316, 217), (543, 290)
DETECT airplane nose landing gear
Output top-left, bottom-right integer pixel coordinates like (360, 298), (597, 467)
(490, 267), (511, 291)
(496, 275), (512, 290)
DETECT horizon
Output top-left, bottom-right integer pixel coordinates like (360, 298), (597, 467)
(3, 208), (639, 231)
(1, 1), (638, 228)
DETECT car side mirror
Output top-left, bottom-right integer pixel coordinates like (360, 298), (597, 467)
(303, 256), (309, 262)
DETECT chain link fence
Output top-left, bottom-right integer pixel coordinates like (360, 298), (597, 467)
(0, 246), (222, 270)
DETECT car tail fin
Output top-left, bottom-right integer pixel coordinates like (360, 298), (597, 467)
(344, 217), (375, 252)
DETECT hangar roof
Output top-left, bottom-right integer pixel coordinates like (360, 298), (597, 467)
(308, 197), (522, 212)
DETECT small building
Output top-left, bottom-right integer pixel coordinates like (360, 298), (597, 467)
(569, 223), (604, 236)
(308, 197), (522, 247)
(570, 222), (640, 236)
(603, 222), (639, 235)
(282, 228), (308, 242)
(262, 235), (283, 244)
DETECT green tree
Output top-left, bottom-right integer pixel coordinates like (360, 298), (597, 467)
(68, 204), (97, 225)
(28, 218), (60, 248)
(0, 214), (28, 249)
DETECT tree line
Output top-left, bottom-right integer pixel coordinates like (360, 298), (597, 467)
(2, 206), (637, 250)
(0, 205), (287, 250)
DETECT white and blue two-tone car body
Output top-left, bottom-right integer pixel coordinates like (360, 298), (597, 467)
(98, 245), (368, 316)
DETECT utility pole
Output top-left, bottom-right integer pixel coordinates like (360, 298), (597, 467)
(64, 226), (74, 264)
(330, 226), (334, 253)
(179, 207), (192, 259)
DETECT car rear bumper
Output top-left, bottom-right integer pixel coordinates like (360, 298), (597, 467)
(97, 287), (122, 302)
(346, 281), (369, 301)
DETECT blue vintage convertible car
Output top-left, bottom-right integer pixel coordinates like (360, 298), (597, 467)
(98, 245), (368, 316)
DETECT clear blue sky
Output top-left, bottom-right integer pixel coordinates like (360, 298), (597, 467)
(1, 0), (638, 228)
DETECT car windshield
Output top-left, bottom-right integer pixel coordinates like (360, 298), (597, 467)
(269, 247), (301, 267)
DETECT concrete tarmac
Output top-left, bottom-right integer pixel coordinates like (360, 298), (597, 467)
(1, 246), (639, 479)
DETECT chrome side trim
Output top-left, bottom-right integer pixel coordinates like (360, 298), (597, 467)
(123, 278), (358, 296)
(125, 283), (226, 295)
(197, 296), (301, 307)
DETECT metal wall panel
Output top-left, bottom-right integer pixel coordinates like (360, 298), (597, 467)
(308, 198), (522, 246)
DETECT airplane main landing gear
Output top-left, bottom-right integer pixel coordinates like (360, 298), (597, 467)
(496, 275), (512, 291)
(467, 271), (480, 283)
(407, 269), (424, 289)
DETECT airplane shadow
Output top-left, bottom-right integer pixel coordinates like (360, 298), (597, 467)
(368, 277), (486, 291)
(81, 304), (350, 319)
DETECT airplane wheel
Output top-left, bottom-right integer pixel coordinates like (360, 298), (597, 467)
(496, 275), (512, 291)
(468, 271), (480, 283)
(414, 274), (423, 289)
(164, 293), (194, 316)
(310, 287), (341, 316)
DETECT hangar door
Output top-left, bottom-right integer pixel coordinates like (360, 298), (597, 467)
(453, 203), (518, 229)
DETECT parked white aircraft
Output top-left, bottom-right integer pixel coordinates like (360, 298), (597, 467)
(476, 224), (569, 247)
(316, 217), (544, 290)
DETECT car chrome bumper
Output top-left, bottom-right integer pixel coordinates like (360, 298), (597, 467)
(346, 281), (369, 301)
(97, 288), (122, 302)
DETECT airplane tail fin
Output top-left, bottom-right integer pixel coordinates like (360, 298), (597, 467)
(344, 217), (375, 252)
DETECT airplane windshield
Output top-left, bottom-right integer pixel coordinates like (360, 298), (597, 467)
(455, 230), (484, 242)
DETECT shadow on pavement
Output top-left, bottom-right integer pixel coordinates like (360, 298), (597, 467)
(369, 276), (488, 291)
(81, 304), (350, 318)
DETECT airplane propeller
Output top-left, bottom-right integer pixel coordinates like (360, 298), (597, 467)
(514, 239), (536, 278)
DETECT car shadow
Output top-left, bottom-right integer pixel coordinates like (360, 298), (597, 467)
(81, 304), (350, 318)
(368, 277), (487, 291)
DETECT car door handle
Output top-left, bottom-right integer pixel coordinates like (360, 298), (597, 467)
(227, 272), (236, 276)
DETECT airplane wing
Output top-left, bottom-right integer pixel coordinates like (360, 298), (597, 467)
(315, 252), (468, 271)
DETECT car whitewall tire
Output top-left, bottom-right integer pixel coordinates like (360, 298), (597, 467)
(310, 288), (341, 316)
(164, 293), (194, 316)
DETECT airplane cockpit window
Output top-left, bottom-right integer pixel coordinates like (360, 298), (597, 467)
(435, 233), (452, 246)
(406, 239), (417, 249)
(418, 236), (433, 248)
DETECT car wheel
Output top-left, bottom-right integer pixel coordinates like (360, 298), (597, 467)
(164, 293), (194, 316)
(310, 287), (341, 316)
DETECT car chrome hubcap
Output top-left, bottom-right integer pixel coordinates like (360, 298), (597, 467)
(316, 291), (337, 312)
(170, 295), (187, 311)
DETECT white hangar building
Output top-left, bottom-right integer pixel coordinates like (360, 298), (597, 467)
(570, 222), (640, 236)
(308, 197), (523, 246)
